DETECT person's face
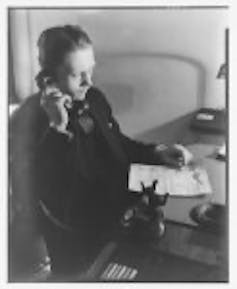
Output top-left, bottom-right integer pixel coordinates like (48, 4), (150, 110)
(55, 45), (96, 101)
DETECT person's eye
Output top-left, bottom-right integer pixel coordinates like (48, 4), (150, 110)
(71, 73), (81, 80)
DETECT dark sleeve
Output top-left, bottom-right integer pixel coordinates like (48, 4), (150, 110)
(37, 127), (73, 162)
(34, 126), (76, 207)
(9, 99), (73, 216)
(97, 89), (164, 164)
(10, 100), (42, 217)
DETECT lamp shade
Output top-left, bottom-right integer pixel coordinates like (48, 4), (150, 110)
(217, 63), (227, 79)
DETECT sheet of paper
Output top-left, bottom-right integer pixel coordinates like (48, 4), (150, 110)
(128, 164), (212, 196)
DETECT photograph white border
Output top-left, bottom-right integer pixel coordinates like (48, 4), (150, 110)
(0, 1), (235, 288)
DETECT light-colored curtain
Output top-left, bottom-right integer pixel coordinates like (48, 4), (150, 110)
(9, 10), (34, 103)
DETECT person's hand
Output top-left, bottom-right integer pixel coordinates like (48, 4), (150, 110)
(154, 144), (193, 169)
(174, 144), (193, 165)
(40, 85), (72, 133)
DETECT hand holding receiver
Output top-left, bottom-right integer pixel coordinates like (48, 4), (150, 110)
(40, 84), (72, 134)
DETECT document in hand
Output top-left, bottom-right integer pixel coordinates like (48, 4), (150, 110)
(128, 164), (212, 197)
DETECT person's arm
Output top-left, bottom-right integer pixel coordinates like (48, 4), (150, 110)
(96, 90), (163, 164)
(10, 97), (73, 220)
(97, 89), (187, 168)
(37, 126), (73, 162)
(112, 119), (159, 164)
(10, 98), (43, 220)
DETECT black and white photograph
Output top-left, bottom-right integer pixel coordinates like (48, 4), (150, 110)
(7, 4), (229, 283)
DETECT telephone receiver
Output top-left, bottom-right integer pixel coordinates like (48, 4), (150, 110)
(41, 75), (58, 92)
(41, 76), (73, 111)
(40, 75), (91, 134)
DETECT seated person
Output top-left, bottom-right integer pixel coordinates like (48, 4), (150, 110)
(10, 25), (191, 280)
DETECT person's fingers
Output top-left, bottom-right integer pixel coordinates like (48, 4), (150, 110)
(164, 156), (183, 169)
(40, 91), (71, 128)
(41, 89), (63, 107)
(168, 146), (185, 166)
(44, 84), (61, 96)
(43, 92), (71, 110)
(173, 150), (183, 159)
(174, 144), (193, 165)
(62, 94), (73, 109)
(177, 157), (184, 167)
(166, 147), (184, 161)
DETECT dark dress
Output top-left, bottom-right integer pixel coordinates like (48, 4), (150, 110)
(10, 86), (162, 277)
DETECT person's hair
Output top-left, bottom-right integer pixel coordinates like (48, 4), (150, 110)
(36, 25), (92, 89)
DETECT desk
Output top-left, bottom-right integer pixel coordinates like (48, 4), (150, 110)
(81, 220), (227, 282)
(164, 143), (226, 226)
(81, 143), (227, 282)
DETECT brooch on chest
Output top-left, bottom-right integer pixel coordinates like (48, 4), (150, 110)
(69, 101), (95, 134)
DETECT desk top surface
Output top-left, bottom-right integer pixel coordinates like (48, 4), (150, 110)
(163, 143), (226, 226)
(85, 143), (227, 282)
(84, 220), (227, 282)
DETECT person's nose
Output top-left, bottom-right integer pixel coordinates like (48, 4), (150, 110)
(80, 72), (92, 87)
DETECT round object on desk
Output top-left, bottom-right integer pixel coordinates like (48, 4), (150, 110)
(190, 203), (227, 233)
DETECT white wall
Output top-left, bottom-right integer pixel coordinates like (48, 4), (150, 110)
(9, 8), (228, 136)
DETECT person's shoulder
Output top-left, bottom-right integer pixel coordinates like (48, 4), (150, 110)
(21, 92), (41, 109)
(10, 92), (43, 127)
(14, 93), (41, 113)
